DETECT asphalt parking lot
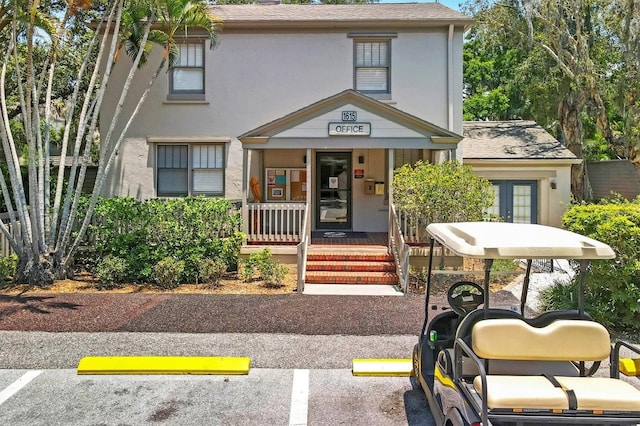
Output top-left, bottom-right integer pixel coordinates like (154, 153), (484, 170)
(0, 331), (433, 426)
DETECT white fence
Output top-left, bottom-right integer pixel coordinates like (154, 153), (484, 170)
(245, 203), (306, 243)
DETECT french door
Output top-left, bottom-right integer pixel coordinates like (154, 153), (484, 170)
(489, 180), (538, 224)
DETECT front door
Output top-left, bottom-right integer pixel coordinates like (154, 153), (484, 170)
(316, 152), (352, 229)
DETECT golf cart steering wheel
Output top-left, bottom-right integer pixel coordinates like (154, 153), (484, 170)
(447, 281), (485, 317)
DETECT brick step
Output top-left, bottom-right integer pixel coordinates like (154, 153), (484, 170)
(306, 252), (394, 262)
(305, 271), (399, 285)
(306, 260), (396, 272)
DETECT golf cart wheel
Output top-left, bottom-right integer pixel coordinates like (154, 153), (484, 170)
(412, 344), (422, 390)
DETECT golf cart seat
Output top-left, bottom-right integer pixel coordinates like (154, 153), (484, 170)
(462, 318), (640, 414)
(452, 309), (593, 377)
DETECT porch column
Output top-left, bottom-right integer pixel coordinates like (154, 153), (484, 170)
(242, 148), (249, 236)
(306, 148), (312, 235)
(388, 148), (394, 248)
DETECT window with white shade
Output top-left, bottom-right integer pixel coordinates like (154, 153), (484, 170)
(192, 144), (224, 195)
(170, 42), (204, 95)
(355, 40), (390, 94)
(156, 144), (225, 197)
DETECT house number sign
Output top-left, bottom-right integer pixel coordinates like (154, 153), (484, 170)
(329, 110), (370, 135)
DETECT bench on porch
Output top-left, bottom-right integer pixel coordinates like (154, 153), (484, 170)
(456, 317), (640, 420)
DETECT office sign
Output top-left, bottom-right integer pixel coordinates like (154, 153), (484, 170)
(328, 122), (371, 136)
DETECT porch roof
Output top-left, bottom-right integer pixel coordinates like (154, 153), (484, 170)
(238, 89), (462, 150)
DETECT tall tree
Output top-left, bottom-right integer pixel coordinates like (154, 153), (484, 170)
(0, 0), (221, 285)
(463, 0), (616, 201)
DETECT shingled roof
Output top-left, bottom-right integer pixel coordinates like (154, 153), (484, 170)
(210, 3), (473, 29)
(461, 121), (577, 160)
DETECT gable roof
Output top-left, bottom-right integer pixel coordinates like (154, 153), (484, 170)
(239, 89), (461, 146)
(210, 3), (473, 29)
(461, 121), (578, 161)
(588, 160), (640, 201)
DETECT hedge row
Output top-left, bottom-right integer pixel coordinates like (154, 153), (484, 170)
(78, 196), (244, 286)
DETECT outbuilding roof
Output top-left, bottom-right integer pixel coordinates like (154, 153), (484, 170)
(461, 120), (577, 161)
(210, 3), (473, 29)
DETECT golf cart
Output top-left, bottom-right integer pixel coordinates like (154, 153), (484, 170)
(412, 222), (640, 426)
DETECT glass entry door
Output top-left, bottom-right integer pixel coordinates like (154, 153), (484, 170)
(316, 152), (351, 229)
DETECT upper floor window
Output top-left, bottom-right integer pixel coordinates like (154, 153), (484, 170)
(354, 40), (390, 95)
(170, 42), (205, 97)
(157, 143), (224, 197)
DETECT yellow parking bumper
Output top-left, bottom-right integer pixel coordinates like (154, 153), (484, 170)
(352, 358), (413, 377)
(619, 358), (640, 376)
(77, 356), (251, 375)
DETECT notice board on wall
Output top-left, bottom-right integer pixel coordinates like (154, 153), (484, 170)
(290, 169), (307, 201)
(265, 168), (307, 202)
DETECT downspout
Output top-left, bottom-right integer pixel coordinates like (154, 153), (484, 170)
(447, 24), (454, 132)
(447, 24), (454, 161)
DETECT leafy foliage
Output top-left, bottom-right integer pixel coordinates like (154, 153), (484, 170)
(95, 255), (128, 289)
(559, 200), (640, 331)
(197, 258), (227, 287)
(81, 196), (243, 284)
(240, 248), (288, 286)
(392, 161), (494, 224)
(153, 257), (185, 289)
(0, 254), (19, 283)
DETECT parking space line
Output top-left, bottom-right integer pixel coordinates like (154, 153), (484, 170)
(289, 369), (309, 426)
(0, 370), (42, 406)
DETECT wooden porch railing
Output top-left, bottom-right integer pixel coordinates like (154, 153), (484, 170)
(296, 205), (311, 292)
(245, 203), (306, 243)
(389, 204), (410, 293)
(396, 208), (429, 245)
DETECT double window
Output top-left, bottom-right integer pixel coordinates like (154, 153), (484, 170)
(354, 40), (390, 95)
(170, 42), (205, 96)
(157, 144), (224, 197)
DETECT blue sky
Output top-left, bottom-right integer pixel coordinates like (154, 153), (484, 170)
(380, 0), (461, 11)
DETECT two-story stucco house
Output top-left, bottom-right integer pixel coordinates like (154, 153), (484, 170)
(100, 3), (577, 292)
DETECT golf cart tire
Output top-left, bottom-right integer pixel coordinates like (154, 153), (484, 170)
(412, 344), (422, 390)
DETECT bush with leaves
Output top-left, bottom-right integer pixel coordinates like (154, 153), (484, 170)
(392, 161), (494, 225)
(559, 197), (640, 331)
(198, 258), (227, 287)
(0, 254), (18, 283)
(81, 196), (244, 284)
(241, 248), (288, 286)
(95, 255), (128, 289)
(153, 257), (185, 289)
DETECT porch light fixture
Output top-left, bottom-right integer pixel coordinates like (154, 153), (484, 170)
(303, 155), (307, 164)
(550, 180), (557, 190)
(358, 155), (365, 164)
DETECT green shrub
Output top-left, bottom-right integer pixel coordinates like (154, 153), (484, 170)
(153, 257), (185, 289)
(538, 279), (579, 313)
(80, 196), (244, 284)
(0, 254), (18, 283)
(561, 200), (640, 331)
(198, 258), (227, 287)
(94, 255), (127, 289)
(241, 248), (288, 286)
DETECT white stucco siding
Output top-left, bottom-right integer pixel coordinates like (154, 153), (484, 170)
(105, 137), (156, 200)
(391, 30), (449, 130)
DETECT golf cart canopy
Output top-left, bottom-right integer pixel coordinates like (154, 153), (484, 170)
(426, 222), (616, 260)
